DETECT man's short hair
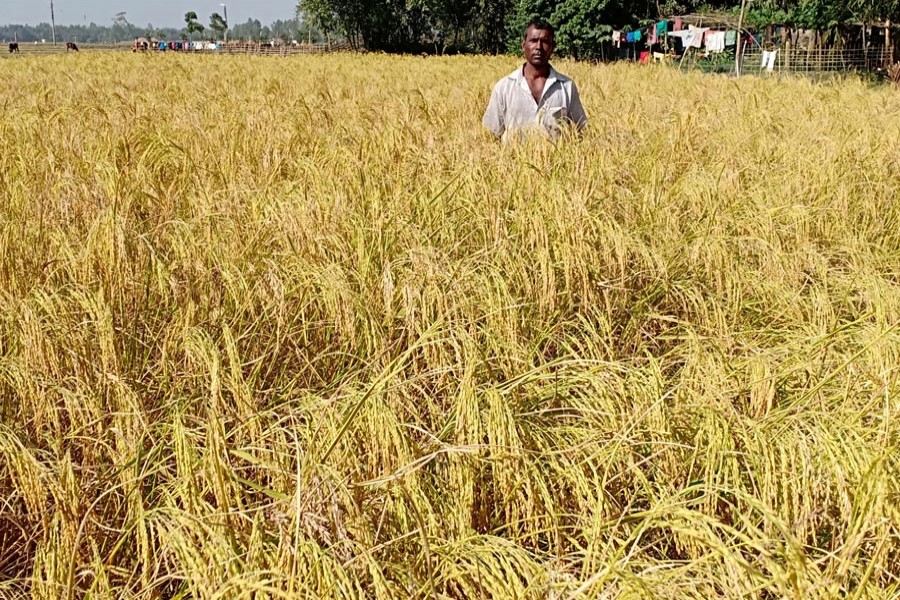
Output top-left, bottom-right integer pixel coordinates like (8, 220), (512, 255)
(523, 18), (555, 40)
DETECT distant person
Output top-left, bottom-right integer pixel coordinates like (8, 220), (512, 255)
(483, 19), (587, 141)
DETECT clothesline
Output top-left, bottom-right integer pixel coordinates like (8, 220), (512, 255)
(612, 18), (741, 54)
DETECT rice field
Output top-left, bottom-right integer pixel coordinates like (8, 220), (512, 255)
(0, 51), (899, 599)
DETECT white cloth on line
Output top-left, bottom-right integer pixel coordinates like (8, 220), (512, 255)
(762, 50), (778, 71)
(687, 26), (709, 49)
(706, 31), (726, 52)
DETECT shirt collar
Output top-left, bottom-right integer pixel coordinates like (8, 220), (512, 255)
(508, 64), (564, 82)
(508, 64), (564, 103)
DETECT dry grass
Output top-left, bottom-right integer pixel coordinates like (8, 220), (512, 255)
(889, 62), (900, 87)
(0, 51), (898, 599)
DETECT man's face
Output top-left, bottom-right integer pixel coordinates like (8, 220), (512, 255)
(522, 25), (554, 68)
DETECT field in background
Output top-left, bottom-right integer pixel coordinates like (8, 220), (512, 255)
(0, 52), (898, 598)
(0, 43), (127, 57)
(0, 42), (347, 58)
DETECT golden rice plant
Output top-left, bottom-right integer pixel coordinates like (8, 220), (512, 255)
(889, 62), (900, 87)
(0, 51), (898, 599)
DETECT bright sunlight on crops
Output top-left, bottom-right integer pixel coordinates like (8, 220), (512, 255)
(0, 52), (899, 598)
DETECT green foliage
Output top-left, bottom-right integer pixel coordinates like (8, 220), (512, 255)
(0, 22), (183, 44)
(742, 0), (845, 29)
(551, 0), (615, 59)
(297, 0), (900, 54)
(0, 15), (316, 45)
(301, 0), (512, 50)
(185, 11), (205, 41)
(209, 12), (228, 38)
(505, 0), (632, 58)
(408, 0), (477, 51)
(505, 0), (556, 53)
(693, 47), (735, 71)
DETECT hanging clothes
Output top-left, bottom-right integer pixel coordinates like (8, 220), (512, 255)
(634, 30), (642, 42)
(674, 18), (683, 31)
(626, 31), (635, 43)
(667, 29), (689, 55)
(686, 26), (708, 49)
(762, 50), (778, 71)
(612, 30), (623, 47)
(706, 31), (726, 52)
(647, 27), (657, 45)
(639, 50), (650, 63)
(725, 30), (737, 46)
(656, 21), (668, 38)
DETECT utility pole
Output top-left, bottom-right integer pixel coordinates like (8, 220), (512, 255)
(735, 0), (748, 77)
(50, 0), (57, 44)
(220, 3), (228, 43)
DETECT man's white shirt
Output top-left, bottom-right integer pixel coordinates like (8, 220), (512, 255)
(482, 65), (588, 141)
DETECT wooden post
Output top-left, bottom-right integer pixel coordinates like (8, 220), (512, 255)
(886, 19), (892, 65)
(862, 24), (867, 70)
(735, 0), (749, 76)
(781, 26), (790, 72)
(679, 46), (688, 68)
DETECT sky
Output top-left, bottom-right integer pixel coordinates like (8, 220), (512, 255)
(1, 0), (298, 28)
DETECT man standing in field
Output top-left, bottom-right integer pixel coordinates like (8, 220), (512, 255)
(483, 19), (588, 141)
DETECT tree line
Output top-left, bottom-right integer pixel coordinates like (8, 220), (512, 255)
(0, 16), (324, 45)
(298, 0), (900, 57)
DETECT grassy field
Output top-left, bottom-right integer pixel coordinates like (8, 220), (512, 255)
(0, 52), (898, 598)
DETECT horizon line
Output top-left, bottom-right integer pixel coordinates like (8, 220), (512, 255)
(0, 15), (302, 30)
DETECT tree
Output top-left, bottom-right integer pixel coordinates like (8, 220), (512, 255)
(299, 0), (370, 48)
(505, 0), (560, 54)
(185, 11), (204, 41)
(111, 11), (130, 43)
(231, 18), (263, 41)
(551, 0), (615, 59)
(299, 0), (339, 39)
(474, 0), (515, 53)
(294, 0), (900, 56)
(146, 23), (163, 39)
(505, 0), (635, 58)
(298, 0), (417, 50)
(408, 0), (476, 52)
(296, 16), (325, 43)
(209, 12), (228, 40)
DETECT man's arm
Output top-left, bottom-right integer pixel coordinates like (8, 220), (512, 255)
(568, 82), (588, 132)
(482, 83), (506, 137)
